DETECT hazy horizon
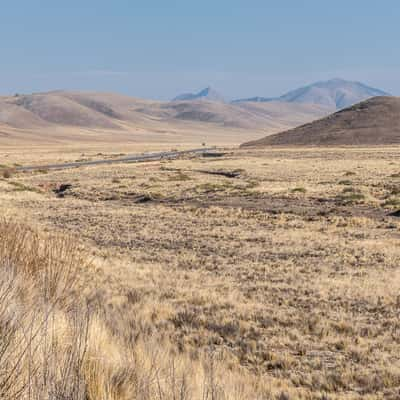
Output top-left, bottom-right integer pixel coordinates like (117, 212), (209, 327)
(1, 0), (399, 100)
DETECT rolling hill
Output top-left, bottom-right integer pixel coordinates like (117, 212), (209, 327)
(0, 79), (389, 144)
(0, 90), (332, 145)
(241, 96), (400, 147)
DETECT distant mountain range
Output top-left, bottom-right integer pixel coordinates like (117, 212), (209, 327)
(174, 79), (390, 110)
(0, 78), (391, 146)
(277, 79), (388, 109)
(172, 87), (225, 102)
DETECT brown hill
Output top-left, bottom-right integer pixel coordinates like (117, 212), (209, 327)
(235, 101), (331, 129)
(0, 91), (332, 145)
(241, 97), (400, 147)
(0, 92), (331, 131)
(8, 93), (121, 129)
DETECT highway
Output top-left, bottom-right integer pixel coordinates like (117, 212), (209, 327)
(16, 147), (216, 172)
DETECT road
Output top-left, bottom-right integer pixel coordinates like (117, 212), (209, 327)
(16, 147), (217, 172)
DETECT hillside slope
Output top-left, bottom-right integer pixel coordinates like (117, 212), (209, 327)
(241, 96), (400, 147)
(10, 93), (121, 129)
(0, 91), (331, 131)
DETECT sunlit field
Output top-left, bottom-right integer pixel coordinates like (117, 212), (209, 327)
(1, 146), (400, 399)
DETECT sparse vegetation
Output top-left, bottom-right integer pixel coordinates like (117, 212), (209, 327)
(1, 168), (12, 179)
(344, 171), (356, 176)
(338, 179), (353, 185)
(291, 186), (307, 193)
(382, 197), (400, 208)
(336, 186), (366, 204)
(0, 219), (282, 399)
(168, 170), (192, 181)
(7, 180), (41, 193)
(2, 146), (400, 399)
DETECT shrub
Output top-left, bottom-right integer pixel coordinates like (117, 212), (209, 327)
(0, 219), (88, 399)
(2, 169), (12, 179)
(336, 187), (366, 205)
(291, 187), (307, 194)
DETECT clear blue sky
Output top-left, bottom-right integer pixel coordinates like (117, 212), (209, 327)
(1, 0), (399, 99)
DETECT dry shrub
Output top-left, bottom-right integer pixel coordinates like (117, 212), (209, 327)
(83, 330), (274, 400)
(0, 220), (82, 304)
(1, 169), (12, 179)
(0, 219), (89, 400)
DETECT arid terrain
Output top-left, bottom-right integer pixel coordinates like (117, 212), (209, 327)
(242, 97), (400, 147)
(0, 91), (331, 147)
(2, 0), (399, 397)
(2, 144), (400, 399)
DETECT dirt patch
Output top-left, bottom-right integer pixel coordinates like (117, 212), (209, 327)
(162, 194), (391, 221)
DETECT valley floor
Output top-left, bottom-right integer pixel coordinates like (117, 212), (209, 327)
(2, 145), (400, 399)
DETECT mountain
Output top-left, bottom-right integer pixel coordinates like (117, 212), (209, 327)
(278, 79), (389, 109)
(234, 79), (389, 110)
(172, 87), (225, 102)
(232, 96), (275, 103)
(241, 96), (400, 147)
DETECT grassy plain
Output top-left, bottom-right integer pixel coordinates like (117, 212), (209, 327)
(1, 145), (400, 399)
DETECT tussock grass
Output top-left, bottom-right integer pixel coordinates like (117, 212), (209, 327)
(291, 186), (307, 193)
(0, 219), (88, 399)
(6, 181), (41, 193)
(336, 186), (366, 205)
(0, 220), (281, 400)
(4, 146), (400, 399)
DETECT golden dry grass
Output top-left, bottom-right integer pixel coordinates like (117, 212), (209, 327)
(2, 146), (400, 399)
(0, 220), (280, 400)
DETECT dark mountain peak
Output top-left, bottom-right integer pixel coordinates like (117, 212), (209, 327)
(172, 87), (225, 102)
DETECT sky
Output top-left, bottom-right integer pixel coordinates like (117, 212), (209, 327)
(0, 0), (399, 100)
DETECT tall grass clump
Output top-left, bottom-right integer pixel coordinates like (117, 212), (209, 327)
(0, 219), (89, 400)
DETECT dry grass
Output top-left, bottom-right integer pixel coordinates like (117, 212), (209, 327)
(0, 219), (88, 399)
(2, 146), (400, 399)
(0, 220), (285, 399)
